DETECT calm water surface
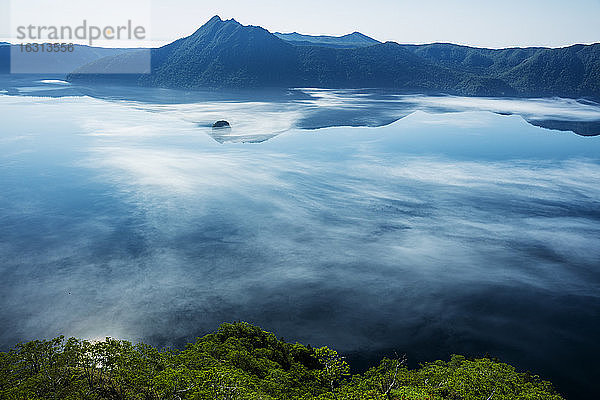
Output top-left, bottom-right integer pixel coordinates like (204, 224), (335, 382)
(1, 78), (599, 399)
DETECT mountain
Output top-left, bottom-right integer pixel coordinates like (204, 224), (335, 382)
(274, 31), (380, 48)
(501, 44), (600, 98)
(0, 43), (8, 74)
(147, 16), (299, 87)
(67, 16), (600, 100)
(69, 16), (460, 90)
(397, 43), (542, 75)
(397, 42), (600, 98)
(0, 44), (134, 75)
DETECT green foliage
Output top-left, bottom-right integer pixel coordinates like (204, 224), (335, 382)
(0, 322), (565, 400)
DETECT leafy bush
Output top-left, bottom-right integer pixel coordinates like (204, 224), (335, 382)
(0, 322), (564, 400)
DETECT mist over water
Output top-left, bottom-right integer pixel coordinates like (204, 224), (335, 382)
(1, 80), (599, 399)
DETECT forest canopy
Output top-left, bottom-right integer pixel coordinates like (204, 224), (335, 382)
(0, 322), (564, 399)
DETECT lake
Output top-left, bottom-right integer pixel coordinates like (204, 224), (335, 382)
(1, 77), (599, 399)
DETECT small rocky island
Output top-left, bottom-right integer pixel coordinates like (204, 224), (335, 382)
(213, 120), (231, 128)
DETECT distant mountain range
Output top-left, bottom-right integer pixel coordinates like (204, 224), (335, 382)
(273, 31), (381, 48)
(0, 43), (10, 74)
(0, 42), (132, 74)
(4, 16), (599, 100)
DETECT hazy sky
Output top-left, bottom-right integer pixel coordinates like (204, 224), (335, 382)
(2, 0), (600, 48)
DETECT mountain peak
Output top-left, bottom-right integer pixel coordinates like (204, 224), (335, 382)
(186, 15), (247, 41)
(205, 15), (242, 26)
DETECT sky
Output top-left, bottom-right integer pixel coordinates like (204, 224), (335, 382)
(1, 0), (599, 48)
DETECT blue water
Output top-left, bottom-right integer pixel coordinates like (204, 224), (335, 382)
(1, 78), (599, 399)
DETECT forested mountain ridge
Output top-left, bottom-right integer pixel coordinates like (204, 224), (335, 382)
(61, 16), (600, 100)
